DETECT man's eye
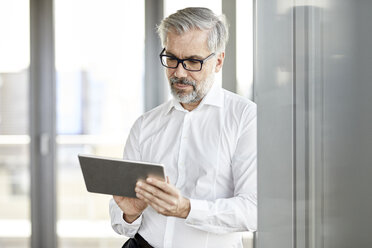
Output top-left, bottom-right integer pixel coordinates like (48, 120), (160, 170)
(187, 60), (199, 64)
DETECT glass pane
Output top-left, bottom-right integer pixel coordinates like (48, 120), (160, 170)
(307, 1), (372, 247)
(236, 0), (254, 99)
(255, 1), (372, 247)
(54, 0), (145, 247)
(164, 0), (221, 16)
(0, 0), (31, 247)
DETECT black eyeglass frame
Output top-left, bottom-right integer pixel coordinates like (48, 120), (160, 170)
(159, 48), (216, 72)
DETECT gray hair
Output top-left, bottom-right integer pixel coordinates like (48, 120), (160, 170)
(157, 7), (229, 53)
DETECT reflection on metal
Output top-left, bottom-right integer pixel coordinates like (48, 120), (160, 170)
(257, 0), (372, 248)
(144, 0), (167, 111)
(222, 0), (237, 93)
(40, 133), (49, 156)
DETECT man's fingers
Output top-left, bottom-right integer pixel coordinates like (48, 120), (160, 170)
(135, 178), (188, 218)
(147, 200), (167, 215)
(136, 181), (177, 205)
(138, 194), (175, 216)
(136, 186), (175, 211)
(146, 177), (176, 196)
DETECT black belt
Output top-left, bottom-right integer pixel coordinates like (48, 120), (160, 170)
(134, 233), (153, 248)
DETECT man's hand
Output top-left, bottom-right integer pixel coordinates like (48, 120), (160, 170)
(113, 195), (147, 223)
(135, 177), (191, 218)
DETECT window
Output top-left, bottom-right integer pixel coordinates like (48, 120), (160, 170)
(0, 0), (31, 247)
(164, 0), (221, 16)
(236, 0), (254, 100)
(54, 0), (145, 246)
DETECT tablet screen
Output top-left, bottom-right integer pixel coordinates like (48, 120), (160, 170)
(78, 154), (165, 198)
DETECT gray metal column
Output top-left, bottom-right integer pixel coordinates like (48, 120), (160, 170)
(313, 1), (372, 247)
(222, 0), (237, 93)
(255, 0), (295, 247)
(29, 0), (56, 247)
(256, 0), (372, 247)
(144, 0), (167, 111)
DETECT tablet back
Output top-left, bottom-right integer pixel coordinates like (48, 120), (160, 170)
(78, 154), (165, 198)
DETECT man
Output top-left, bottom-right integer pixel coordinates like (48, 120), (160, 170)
(109, 7), (257, 248)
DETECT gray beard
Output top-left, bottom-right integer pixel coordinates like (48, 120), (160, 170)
(169, 74), (215, 104)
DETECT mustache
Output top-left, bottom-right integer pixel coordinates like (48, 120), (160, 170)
(170, 77), (196, 88)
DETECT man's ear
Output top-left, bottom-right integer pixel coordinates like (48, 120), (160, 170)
(214, 52), (225, 73)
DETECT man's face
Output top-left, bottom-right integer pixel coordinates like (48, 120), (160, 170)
(164, 29), (224, 104)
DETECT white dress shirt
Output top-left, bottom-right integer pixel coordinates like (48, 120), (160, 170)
(110, 83), (257, 248)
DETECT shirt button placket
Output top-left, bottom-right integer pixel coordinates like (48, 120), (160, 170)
(165, 112), (190, 248)
(176, 112), (190, 188)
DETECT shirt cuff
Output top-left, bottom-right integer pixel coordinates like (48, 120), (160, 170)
(110, 199), (142, 237)
(118, 211), (142, 237)
(185, 198), (209, 226)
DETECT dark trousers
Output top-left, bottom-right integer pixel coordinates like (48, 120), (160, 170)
(122, 233), (153, 248)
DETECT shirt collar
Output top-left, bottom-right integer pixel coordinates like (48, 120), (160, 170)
(200, 82), (224, 108)
(164, 82), (224, 115)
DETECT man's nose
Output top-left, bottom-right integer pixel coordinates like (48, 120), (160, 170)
(174, 62), (188, 78)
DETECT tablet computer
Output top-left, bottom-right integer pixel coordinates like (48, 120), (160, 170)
(78, 154), (165, 198)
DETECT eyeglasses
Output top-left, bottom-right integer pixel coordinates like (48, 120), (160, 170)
(159, 48), (215, 72)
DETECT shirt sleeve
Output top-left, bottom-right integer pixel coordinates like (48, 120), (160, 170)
(185, 104), (257, 234)
(109, 198), (143, 237)
(109, 116), (143, 237)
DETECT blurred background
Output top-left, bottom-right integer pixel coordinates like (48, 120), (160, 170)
(2, 0), (372, 248)
(0, 0), (253, 247)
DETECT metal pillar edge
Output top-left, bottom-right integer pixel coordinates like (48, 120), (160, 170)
(30, 0), (57, 247)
